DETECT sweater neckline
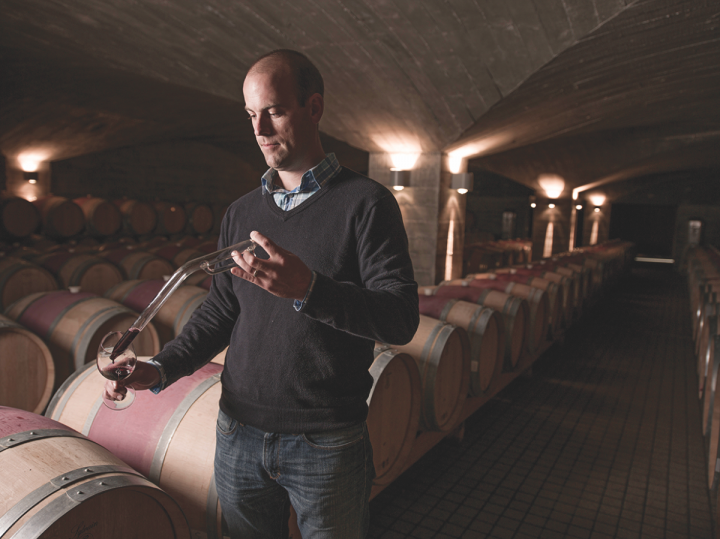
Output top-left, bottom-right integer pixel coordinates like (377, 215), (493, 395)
(263, 167), (347, 221)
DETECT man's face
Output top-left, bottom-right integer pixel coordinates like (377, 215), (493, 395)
(243, 65), (316, 173)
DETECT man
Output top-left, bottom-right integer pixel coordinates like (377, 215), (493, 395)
(108, 49), (419, 538)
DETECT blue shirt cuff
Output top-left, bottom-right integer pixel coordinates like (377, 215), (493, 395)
(145, 359), (166, 394)
(294, 271), (317, 312)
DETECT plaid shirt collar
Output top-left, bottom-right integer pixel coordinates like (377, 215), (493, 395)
(261, 153), (340, 195)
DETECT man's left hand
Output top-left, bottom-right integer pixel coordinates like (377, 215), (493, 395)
(230, 231), (313, 301)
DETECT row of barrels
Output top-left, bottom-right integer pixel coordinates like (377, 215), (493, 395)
(0, 235), (220, 311)
(463, 239), (533, 275)
(0, 194), (226, 240)
(383, 240), (636, 446)
(0, 240), (635, 538)
(686, 246), (720, 516)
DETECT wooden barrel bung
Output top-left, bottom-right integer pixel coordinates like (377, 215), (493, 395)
(5, 291), (160, 390)
(0, 196), (40, 240)
(419, 296), (504, 396)
(0, 315), (54, 414)
(388, 315), (470, 432)
(0, 406), (191, 538)
(431, 285), (528, 371)
(33, 251), (124, 297)
(105, 280), (207, 345)
(32, 196), (86, 239)
(367, 346), (421, 487)
(101, 247), (175, 280)
(115, 199), (157, 236)
(46, 361), (224, 538)
(0, 257), (58, 310)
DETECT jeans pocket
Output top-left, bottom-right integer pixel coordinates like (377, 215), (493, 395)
(301, 422), (365, 450)
(216, 409), (238, 436)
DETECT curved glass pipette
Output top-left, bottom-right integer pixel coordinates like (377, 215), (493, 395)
(109, 239), (256, 359)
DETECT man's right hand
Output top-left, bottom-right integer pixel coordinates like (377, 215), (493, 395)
(103, 360), (162, 402)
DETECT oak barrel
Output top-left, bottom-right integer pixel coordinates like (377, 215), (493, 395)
(0, 406), (191, 538)
(5, 291), (160, 390)
(487, 272), (563, 336)
(0, 196), (40, 240)
(101, 246), (175, 280)
(32, 196), (85, 239)
(0, 257), (58, 310)
(707, 333), (720, 491)
(468, 278), (549, 355)
(429, 285), (528, 371)
(0, 315), (54, 414)
(195, 238), (220, 254)
(419, 295), (504, 396)
(701, 308), (719, 437)
(33, 251), (124, 296)
(46, 361), (225, 538)
(73, 195), (122, 237)
(105, 280), (207, 345)
(367, 346), (421, 486)
(388, 315), (470, 432)
(151, 244), (204, 267)
(115, 198), (157, 236)
(153, 202), (187, 235)
(185, 203), (214, 235)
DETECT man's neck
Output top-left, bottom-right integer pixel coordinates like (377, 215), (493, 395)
(275, 148), (327, 191)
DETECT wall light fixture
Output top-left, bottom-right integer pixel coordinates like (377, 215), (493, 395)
(390, 169), (411, 191)
(23, 171), (39, 184)
(450, 173), (474, 194)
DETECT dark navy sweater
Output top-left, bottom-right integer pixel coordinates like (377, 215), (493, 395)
(153, 167), (419, 433)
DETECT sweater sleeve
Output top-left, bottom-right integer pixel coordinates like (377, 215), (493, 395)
(149, 225), (240, 388)
(300, 192), (419, 345)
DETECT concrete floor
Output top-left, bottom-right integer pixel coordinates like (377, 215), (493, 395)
(368, 267), (715, 539)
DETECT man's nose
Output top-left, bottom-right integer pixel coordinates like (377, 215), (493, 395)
(253, 114), (272, 136)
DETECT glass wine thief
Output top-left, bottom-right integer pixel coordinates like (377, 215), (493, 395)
(109, 238), (256, 359)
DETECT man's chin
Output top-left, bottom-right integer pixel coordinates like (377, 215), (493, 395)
(262, 152), (286, 170)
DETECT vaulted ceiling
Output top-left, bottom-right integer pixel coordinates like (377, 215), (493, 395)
(1, 0), (718, 196)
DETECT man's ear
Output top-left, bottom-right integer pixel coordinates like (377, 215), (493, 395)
(308, 93), (324, 125)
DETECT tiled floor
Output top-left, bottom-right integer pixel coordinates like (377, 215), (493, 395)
(368, 267), (715, 539)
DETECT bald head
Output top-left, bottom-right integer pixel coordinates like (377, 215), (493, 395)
(248, 49), (324, 107)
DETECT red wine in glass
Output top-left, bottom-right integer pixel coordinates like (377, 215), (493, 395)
(97, 331), (137, 410)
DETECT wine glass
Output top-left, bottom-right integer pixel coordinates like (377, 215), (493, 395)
(97, 331), (137, 410)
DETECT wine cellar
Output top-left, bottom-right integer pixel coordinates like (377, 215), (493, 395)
(2, 1), (720, 538)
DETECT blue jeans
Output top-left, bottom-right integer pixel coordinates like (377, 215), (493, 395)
(214, 409), (375, 539)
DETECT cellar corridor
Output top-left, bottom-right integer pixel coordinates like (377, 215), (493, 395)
(368, 267), (714, 539)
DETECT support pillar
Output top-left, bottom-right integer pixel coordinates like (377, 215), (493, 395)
(369, 152), (466, 286)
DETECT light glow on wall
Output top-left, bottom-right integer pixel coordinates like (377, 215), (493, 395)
(445, 218), (455, 281)
(590, 220), (599, 245)
(17, 150), (51, 172)
(448, 154), (465, 174)
(543, 223), (554, 258)
(390, 153), (420, 171)
(588, 193), (606, 207)
(537, 174), (565, 199)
